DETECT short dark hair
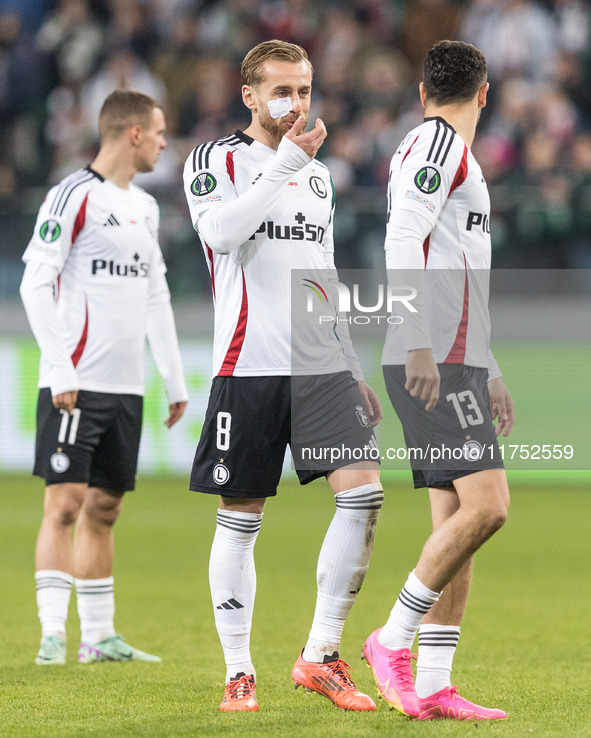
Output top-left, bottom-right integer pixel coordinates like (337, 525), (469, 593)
(423, 40), (487, 105)
(241, 39), (313, 87)
(98, 89), (162, 141)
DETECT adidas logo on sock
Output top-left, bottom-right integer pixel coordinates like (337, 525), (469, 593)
(216, 598), (244, 610)
(103, 214), (120, 227)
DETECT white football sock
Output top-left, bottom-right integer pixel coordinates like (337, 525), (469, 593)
(75, 577), (116, 644)
(35, 570), (73, 639)
(415, 624), (460, 698)
(378, 570), (441, 650)
(303, 483), (383, 663)
(209, 509), (262, 682)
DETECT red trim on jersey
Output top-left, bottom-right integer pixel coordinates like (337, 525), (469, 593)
(205, 243), (216, 299)
(444, 257), (469, 364)
(226, 151), (235, 185)
(56, 275), (61, 303)
(71, 193), (89, 247)
(218, 269), (248, 376)
(71, 299), (89, 368)
(402, 135), (420, 165)
(449, 145), (469, 195)
(423, 234), (431, 266)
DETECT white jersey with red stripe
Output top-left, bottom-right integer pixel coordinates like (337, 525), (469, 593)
(183, 130), (360, 379)
(381, 116), (499, 376)
(22, 166), (175, 395)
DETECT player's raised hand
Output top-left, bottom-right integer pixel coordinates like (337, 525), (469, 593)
(405, 348), (440, 412)
(285, 116), (327, 159)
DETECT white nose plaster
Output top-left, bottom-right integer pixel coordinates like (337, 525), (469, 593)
(268, 96), (293, 119)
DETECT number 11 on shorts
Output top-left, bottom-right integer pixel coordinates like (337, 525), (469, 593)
(57, 408), (81, 445)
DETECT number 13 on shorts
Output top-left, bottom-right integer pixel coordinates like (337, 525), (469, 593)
(446, 390), (484, 429)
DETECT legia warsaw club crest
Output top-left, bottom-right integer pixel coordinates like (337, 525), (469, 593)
(356, 404), (370, 428)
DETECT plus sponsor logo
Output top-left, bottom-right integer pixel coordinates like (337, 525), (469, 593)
(466, 211), (490, 233)
(251, 212), (325, 243)
(91, 252), (149, 278)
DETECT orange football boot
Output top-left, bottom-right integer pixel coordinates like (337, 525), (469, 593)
(292, 651), (376, 711)
(219, 673), (259, 712)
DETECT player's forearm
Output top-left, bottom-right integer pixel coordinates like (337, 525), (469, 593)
(487, 348), (502, 381)
(146, 292), (188, 404)
(19, 263), (79, 395)
(196, 137), (311, 254)
(384, 212), (430, 271)
(385, 211), (433, 352)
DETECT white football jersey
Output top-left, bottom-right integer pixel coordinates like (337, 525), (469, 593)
(22, 167), (173, 395)
(381, 117), (498, 374)
(184, 130), (359, 378)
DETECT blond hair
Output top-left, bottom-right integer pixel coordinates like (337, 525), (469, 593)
(241, 40), (312, 87)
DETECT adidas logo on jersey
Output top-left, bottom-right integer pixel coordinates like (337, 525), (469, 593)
(103, 214), (120, 227)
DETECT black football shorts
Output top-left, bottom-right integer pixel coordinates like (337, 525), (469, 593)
(34, 388), (143, 492)
(190, 372), (378, 498)
(383, 364), (504, 489)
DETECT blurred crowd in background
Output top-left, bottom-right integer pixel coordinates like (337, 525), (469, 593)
(1, 0), (591, 298)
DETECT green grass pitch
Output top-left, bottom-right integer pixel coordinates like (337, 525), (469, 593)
(1, 472), (590, 737)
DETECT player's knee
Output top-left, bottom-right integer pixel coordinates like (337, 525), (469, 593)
(83, 491), (123, 527)
(53, 502), (81, 528)
(486, 505), (507, 534)
(480, 498), (508, 536)
(44, 486), (84, 528)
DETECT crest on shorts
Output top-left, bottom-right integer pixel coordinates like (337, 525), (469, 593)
(191, 172), (217, 196)
(50, 452), (70, 473)
(213, 462), (230, 485)
(462, 439), (483, 462)
(355, 404), (370, 428)
(414, 166), (441, 194)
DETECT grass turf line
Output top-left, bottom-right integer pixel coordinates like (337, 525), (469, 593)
(0, 473), (589, 737)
